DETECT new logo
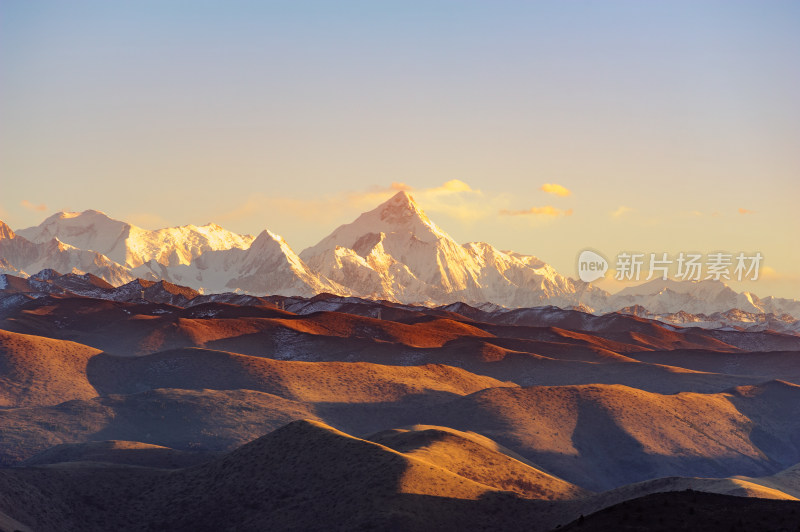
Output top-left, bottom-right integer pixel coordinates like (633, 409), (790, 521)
(577, 250), (608, 282)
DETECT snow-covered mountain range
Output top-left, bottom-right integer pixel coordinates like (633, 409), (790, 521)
(1, 269), (798, 335)
(299, 191), (606, 308)
(2, 191), (798, 323)
(134, 229), (345, 297)
(16, 210), (254, 268)
(0, 220), (133, 285)
(611, 278), (800, 317)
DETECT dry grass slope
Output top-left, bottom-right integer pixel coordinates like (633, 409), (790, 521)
(369, 425), (589, 500)
(0, 329), (100, 407)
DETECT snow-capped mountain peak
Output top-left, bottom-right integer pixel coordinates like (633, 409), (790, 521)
(1, 217), (133, 285)
(17, 210), (254, 268)
(18, 209), (130, 262)
(605, 277), (777, 316)
(370, 190), (449, 242)
(4, 199), (798, 322)
(298, 191), (606, 308)
(616, 278), (730, 298)
(300, 191), (450, 263)
(242, 229), (306, 272)
(126, 226), (348, 299)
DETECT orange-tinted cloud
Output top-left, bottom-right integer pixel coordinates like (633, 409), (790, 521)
(345, 179), (488, 222)
(388, 182), (412, 192)
(611, 206), (632, 218)
(738, 208), (754, 215)
(217, 180), (489, 227)
(540, 183), (571, 197)
(21, 200), (47, 212)
(761, 266), (800, 282)
(430, 179), (473, 194)
(499, 206), (573, 217)
(357, 180), (472, 201)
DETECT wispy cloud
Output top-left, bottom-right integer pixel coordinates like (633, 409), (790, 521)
(499, 206), (573, 217)
(427, 179), (473, 195)
(738, 207), (754, 215)
(406, 180), (497, 222)
(216, 180), (493, 227)
(540, 183), (571, 197)
(21, 200), (47, 212)
(346, 182), (411, 207)
(346, 180), (480, 217)
(761, 266), (800, 282)
(611, 206), (632, 218)
(219, 179), (577, 231)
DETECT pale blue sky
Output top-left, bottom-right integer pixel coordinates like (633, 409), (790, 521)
(2, 1), (798, 296)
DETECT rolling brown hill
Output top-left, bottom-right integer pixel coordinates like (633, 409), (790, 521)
(0, 420), (553, 532)
(3, 374), (800, 494)
(368, 425), (589, 500)
(5, 296), (798, 360)
(0, 338), (510, 465)
(20, 440), (220, 469)
(1, 326), (799, 491)
(3, 420), (799, 532)
(746, 461), (800, 499)
(1, 294), (799, 530)
(3, 297), (798, 395)
(0, 330), (101, 407)
(85, 346), (513, 402)
(417, 381), (800, 490)
(0, 388), (316, 466)
(626, 347), (800, 385)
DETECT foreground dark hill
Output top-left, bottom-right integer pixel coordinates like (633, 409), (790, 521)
(2, 420), (799, 532)
(0, 420), (547, 532)
(559, 490), (800, 531)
